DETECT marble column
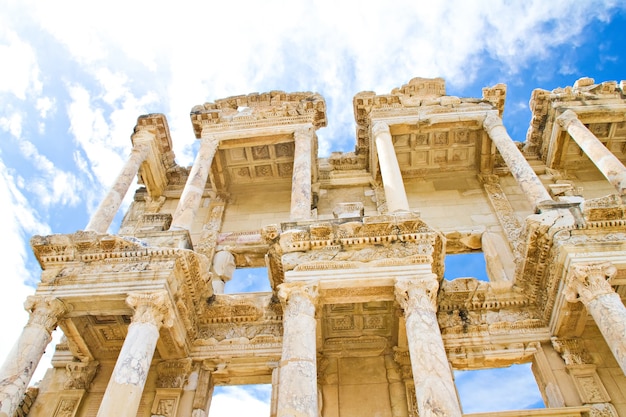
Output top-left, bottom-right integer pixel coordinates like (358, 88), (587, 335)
(290, 126), (314, 221)
(372, 121), (410, 212)
(563, 262), (626, 374)
(276, 282), (319, 417)
(86, 130), (154, 233)
(170, 135), (219, 231)
(395, 278), (462, 417)
(557, 109), (626, 197)
(483, 113), (553, 211)
(96, 291), (174, 417)
(0, 297), (67, 417)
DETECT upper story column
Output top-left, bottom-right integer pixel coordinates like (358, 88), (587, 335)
(290, 125), (314, 220)
(372, 121), (410, 212)
(0, 296), (67, 417)
(170, 130), (219, 231)
(483, 113), (553, 212)
(97, 291), (174, 417)
(557, 109), (626, 199)
(276, 281), (319, 417)
(563, 262), (626, 375)
(395, 277), (462, 417)
(86, 129), (154, 233)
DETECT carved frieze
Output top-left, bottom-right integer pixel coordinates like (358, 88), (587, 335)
(190, 91), (327, 137)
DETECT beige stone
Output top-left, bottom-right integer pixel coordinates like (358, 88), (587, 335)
(5, 76), (626, 417)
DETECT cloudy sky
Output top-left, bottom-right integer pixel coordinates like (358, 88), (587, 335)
(1, 0), (625, 414)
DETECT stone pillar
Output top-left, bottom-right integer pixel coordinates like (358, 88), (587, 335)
(86, 131), (154, 233)
(291, 126), (314, 220)
(557, 109), (626, 198)
(0, 297), (67, 417)
(170, 135), (219, 231)
(372, 121), (410, 212)
(270, 365), (279, 417)
(276, 282), (319, 417)
(394, 278), (462, 417)
(96, 291), (174, 417)
(563, 262), (626, 374)
(483, 113), (553, 211)
(385, 354), (409, 417)
(191, 364), (214, 417)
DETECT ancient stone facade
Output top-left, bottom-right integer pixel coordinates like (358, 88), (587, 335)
(1, 77), (626, 416)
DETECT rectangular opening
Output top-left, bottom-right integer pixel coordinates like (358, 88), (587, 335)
(455, 363), (545, 413)
(444, 252), (488, 281)
(225, 267), (272, 293)
(209, 384), (271, 416)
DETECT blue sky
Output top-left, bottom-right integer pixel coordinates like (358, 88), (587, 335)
(1, 1), (625, 414)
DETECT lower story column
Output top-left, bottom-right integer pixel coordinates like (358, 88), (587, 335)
(0, 297), (67, 417)
(277, 281), (319, 417)
(395, 277), (462, 417)
(96, 291), (174, 417)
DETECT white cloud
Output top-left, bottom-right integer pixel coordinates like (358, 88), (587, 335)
(0, 28), (41, 100)
(0, 111), (23, 138)
(36, 96), (55, 119)
(17, 139), (82, 208)
(0, 158), (50, 362)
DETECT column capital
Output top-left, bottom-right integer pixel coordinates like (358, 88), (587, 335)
(126, 291), (175, 328)
(294, 124), (314, 137)
(277, 281), (319, 315)
(64, 360), (100, 390)
(199, 127), (221, 143)
(564, 262), (617, 305)
(394, 277), (439, 312)
(482, 112), (502, 132)
(131, 128), (156, 145)
(24, 296), (68, 333)
(555, 109), (579, 129)
(372, 120), (390, 136)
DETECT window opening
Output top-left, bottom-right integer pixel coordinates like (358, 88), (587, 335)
(444, 252), (488, 281)
(455, 363), (544, 413)
(208, 384), (271, 417)
(225, 267), (272, 294)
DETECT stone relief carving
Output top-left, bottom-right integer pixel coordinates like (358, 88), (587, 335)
(156, 359), (192, 389)
(64, 361), (99, 390)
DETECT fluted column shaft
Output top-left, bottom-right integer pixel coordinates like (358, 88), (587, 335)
(170, 135), (219, 231)
(96, 291), (174, 417)
(395, 277), (462, 417)
(290, 126), (314, 220)
(0, 297), (66, 417)
(86, 131), (154, 233)
(483, 113), (552, 211)
(557, 110), (626, 197)
(564, 262), (626, 374)
(373, 122), (409, 212)
(276, 282), (319, 417)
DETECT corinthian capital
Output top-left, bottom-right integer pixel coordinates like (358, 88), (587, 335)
(394, 277), (439, 312)
(126, 291), (175, 328)
(564, 262), (617, 305)
(277, 281), (318, 317)
(24, 296), (68, 333)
